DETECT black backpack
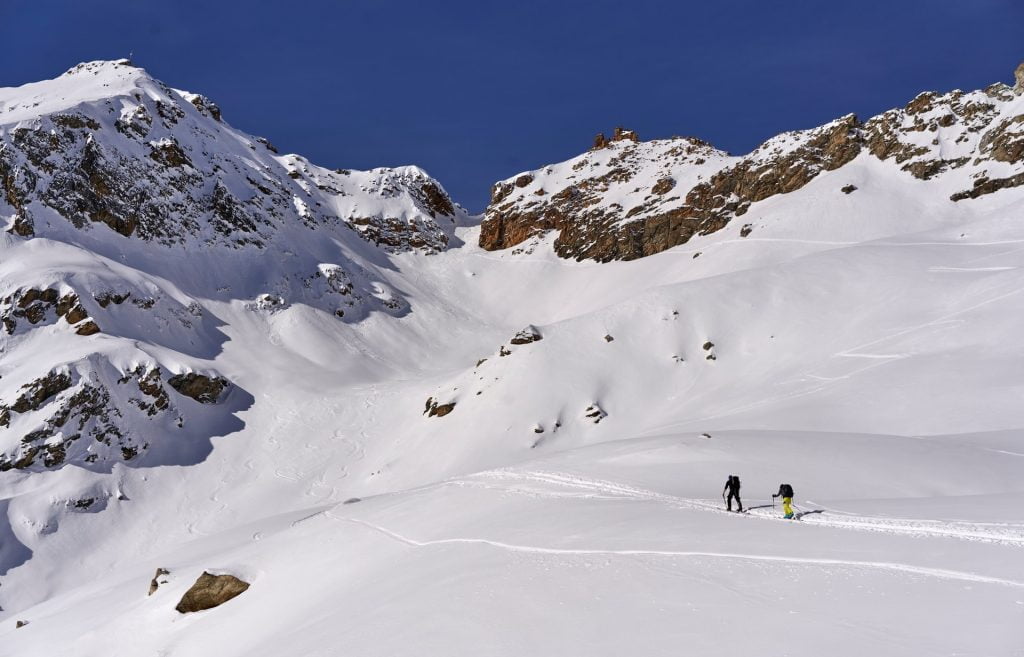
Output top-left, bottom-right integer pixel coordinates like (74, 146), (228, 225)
(728, 475), (740, 491)
(780, 483), (794, 498)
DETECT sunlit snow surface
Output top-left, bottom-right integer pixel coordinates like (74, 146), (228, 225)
(1, 63), (1023, 656)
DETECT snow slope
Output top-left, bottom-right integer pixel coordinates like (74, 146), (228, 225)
(1, 62), (1023, 656)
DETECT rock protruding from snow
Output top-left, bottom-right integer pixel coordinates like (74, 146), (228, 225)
(1015, 61), (1024, 94)
(174, 572), (250, 613)
(168, 373), (229, 404)
(424, 397), (456, 418)
(148, 568), (170, 596)
(510, 325), (543, 345)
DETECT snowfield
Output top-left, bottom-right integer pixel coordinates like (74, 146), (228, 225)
(1, 61), (1023, 656)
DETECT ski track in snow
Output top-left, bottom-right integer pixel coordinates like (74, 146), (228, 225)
(328, 514), (1024, 590)
(458, 470), (1024, 547)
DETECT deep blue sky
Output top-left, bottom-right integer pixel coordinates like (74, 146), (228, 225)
(2, 1), (1022, 211)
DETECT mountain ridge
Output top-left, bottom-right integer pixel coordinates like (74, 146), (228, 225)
(480, 63), (1024, 261)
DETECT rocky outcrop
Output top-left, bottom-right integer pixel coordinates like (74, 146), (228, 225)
(480, 135), (731, 261)
(1, 288), (93, 335)
(424, 397), (456, 418)
(175, 572), (250, 613)
(510, 325), (543, 345)
(0, 363), (192, 471)
(592, 127), (639, 150)
(584, 403), (606, 424)
(149, 567), (170, 596)
(168, 373), (229, 404)
(481, 64), (1024, 262)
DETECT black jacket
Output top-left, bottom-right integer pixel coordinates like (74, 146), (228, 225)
(724, 476), (741, 495)
(774, 483), (794, 498)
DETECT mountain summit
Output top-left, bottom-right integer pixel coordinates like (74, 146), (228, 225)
(0, 61), (466, 474)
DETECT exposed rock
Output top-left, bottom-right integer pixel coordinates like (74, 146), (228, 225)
(604, 334), (614, 342)
(481, 114), (863, 262)
(841, 184), (858, 194)
(740, 224), (753, 237)
(0, 363), (170, 471)
(187, 94), (222, 121)
(425, 398), (456, 417)
(651, 177), (675, 195)
(175, 572), (250, 613)
(1, 288), (97, 335)
(149, 567), (170, 596)
(584, 403), (607, 424)
(16, 620), (28, 629)
(417, 181), (456, 219)
(951, 172), (1024, 201)
(168, 373), (228, 404)
(11, 371), (73, 414)
(148, 139), (191, 168)
(510, 325), (543, 345)
(612, 127), (638, 143)
(74, 320), (101, 336)
(1015, 61), (1024, 94)
(94, 291), (130, 308)
(592, 127), (638, 151)
(433, 404), (456, 417)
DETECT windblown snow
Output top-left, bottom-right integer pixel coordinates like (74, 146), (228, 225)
(0, 60), (1022, 656)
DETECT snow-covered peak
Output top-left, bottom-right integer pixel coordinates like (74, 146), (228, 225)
(0, 61), (466, 476)
(0, 60), (165, 127)
(1, 59), (463, 254)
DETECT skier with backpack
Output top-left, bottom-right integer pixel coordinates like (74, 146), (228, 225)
(773, 483), (795, 519)
(723, 475), (743, 512)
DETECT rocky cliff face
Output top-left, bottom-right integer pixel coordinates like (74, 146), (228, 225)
(481, 65), (1024, 261)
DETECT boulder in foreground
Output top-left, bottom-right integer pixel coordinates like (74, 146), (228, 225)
(175, 572), (250, 613)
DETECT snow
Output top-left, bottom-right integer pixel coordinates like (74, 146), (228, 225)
(1, 62), (1023, 656)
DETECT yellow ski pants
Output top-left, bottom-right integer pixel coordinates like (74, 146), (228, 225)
(782, 497), (793, 518)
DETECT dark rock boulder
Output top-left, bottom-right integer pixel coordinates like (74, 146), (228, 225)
(175, 572), (250, 613)
(510, 325), (543, 345)
(168, 373), (229, 404)
(74, 320), (101, 336)
(424, 397), (456, 417)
